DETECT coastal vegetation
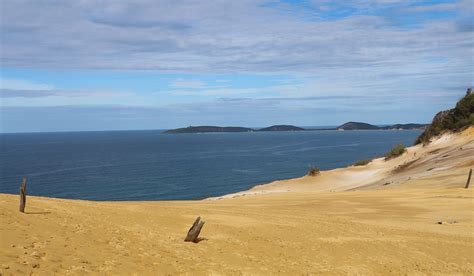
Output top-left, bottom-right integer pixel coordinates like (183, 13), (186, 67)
(336, 122), (427, 130)
(258, 125), (305, 131)
(380, 124), (427, 130)
(384, 144), (407, 160)
(353, 159), (372, 166)
(307, 166), (320, 176)
(415, 88), (474, 145)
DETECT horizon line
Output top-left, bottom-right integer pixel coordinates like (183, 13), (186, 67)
(0, 122), (429, 134)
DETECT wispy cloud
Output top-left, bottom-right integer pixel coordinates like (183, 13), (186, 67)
(1, 78), (54, 91)
(0, 78), (133, 98)
(402, 0), (472, 13)
(0, 88), (132, 98)
(0, 0), (472, 74)
(170, 79), (208, 89)
(404, 3), (459, 12)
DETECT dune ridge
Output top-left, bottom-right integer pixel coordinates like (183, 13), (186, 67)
(1, 128), (473, 275)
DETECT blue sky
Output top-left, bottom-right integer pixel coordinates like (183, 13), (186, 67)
(1, 0), (473, 132)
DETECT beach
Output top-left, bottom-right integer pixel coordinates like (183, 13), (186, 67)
(1, 128), (473, 275)
(2, 0), (473, 274)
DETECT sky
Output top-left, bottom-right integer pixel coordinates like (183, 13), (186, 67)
(0, 0), (473, 132)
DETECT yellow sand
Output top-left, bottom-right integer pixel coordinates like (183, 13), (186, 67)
(1, 128), (473, 275)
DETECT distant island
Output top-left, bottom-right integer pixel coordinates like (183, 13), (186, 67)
(163, 126), (254, 134)
(336, 122), (427, 131)
(336, 122), (379, 130)
(258, 125), (305, 132)
(380, 124), (428, 130)
(163, 122), (427, 134)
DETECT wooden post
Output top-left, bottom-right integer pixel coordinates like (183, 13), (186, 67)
(184, 216), (205, 243)
(465, 169), (472, 189)
(19, 176), (27, 213)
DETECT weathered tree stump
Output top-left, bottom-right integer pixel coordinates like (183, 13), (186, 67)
(465, 168), (472, 189)
(19, 176), (27, 213)
(184, 216), (205, 243)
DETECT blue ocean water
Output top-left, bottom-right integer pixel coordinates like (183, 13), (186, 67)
(0, 130), (421, 201)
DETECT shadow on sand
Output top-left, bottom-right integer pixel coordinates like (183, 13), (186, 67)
(24, 211), (51, 215)
(193, 237), (208, 243)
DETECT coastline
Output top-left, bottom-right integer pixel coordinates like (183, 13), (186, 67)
(210, 127), (474, 200)
(1, 128), (473, 274)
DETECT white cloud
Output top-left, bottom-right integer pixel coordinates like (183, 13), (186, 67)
(0, 78), (54, 91)
(0, 0), (471, 75)
(0, 76), (134, 99)
(403, 0), (472, 12)
(170, 79), (207, 89)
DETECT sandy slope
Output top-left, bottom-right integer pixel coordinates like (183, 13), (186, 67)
(1, 128), (473, 275)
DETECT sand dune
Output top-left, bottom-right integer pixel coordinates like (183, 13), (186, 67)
(1, 128), (473, 275)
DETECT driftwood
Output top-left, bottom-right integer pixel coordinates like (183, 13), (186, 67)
(19, 176), (27, 213)
(185, 216), (205, 243)
(465, 168), (472, 189)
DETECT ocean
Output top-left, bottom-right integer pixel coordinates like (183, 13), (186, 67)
(0, 130), (421, 201)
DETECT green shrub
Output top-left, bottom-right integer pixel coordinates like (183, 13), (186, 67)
(307, 166), (320, 176)
(415, 89), (474, 145)
(384, 144), (406, 160)
(353, 159), (372, 166)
